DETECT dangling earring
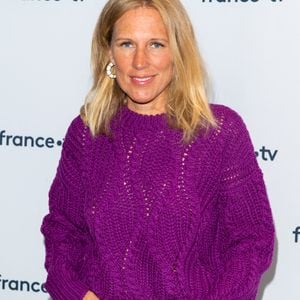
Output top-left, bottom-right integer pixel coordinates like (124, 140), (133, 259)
(106, 62), (116, 79)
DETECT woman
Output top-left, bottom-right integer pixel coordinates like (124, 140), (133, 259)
(41, 0), (275, 299)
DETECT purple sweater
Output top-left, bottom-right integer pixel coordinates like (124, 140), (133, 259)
(41, 104), (275, 300)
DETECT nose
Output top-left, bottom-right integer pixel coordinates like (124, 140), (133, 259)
(132, 47), (149, 70)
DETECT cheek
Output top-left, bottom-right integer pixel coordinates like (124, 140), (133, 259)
(160, 61), (173, 82)
(155, 54), (173, 73)
(115, 60), (129, 75)
(111, 51), (130, 73)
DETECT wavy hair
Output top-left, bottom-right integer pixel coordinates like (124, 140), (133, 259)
(81, 0), (217, 143)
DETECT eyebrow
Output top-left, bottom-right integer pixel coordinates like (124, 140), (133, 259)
(114, 38), (169, 42)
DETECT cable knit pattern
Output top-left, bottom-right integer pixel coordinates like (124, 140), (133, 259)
(41, 104), (275, 300)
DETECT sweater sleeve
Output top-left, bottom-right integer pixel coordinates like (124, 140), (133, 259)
(210, 107), (275, 300)
(41, 116), (90, 300)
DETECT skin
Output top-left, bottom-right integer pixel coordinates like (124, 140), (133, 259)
(109, 7), (173, 115)
(83, 7), (173, 300)
(83, 291), (100, 300)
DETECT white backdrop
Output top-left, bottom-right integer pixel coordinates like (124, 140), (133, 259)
(0, 0), (299, 299)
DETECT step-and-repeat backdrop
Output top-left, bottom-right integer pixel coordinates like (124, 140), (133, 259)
(0, 0), (299, 299)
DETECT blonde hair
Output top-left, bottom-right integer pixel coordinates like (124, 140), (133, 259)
(81, 0), (217, 143)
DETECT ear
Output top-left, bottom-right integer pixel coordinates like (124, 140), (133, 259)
(108, 47), (115, 65)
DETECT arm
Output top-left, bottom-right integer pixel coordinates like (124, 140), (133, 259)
(210, 108), (275, 300)
(41, 116), (92, 300)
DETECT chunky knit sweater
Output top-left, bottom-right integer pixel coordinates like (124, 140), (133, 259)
(41, 104), (275, 300)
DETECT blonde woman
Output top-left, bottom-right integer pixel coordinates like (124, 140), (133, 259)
(41, 0), (275, 299)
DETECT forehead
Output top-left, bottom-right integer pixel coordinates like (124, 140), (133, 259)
(113, 7), (168, 39)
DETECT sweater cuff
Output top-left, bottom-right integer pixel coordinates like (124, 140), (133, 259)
(45, 271), (89, 300)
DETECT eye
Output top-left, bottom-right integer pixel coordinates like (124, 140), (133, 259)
(120, 41), (133, 48)
(150, 42), (164, 49)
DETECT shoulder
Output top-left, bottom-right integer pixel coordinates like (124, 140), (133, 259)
(208, 104), (258, 167)
(209, 103), (250, 139)
(63, 115), (89, 151)
(210, 103), (245, 126)
(67, 115), (87, 134)
(206, 104), (256, 157)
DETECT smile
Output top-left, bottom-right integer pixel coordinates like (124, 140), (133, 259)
(130, 76), (155, 85)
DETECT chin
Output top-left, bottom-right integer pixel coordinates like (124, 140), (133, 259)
(128, 96), (156, 104)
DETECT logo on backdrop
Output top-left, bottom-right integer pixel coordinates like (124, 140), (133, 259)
(0, 130), (63, 149)
(21, 0), (283, 3)
(200, 0), (283, 3)
(0, 274), (47, 294)
(0, 131), (279, 156)
(293, 226), (300, 243)
(255, 146), (278, 162)
(22, 0), (84, 2)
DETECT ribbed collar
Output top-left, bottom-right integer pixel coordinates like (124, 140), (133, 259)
(115, 105), (169, 131)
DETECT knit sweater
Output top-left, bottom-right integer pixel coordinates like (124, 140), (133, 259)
(41, 104), (275, 300)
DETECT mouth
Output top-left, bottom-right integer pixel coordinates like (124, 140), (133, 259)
(130, 75), (156, 86)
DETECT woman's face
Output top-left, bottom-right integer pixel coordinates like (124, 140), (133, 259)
(110, 7), (173, 113)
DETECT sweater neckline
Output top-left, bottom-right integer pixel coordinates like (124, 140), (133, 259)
(118, 105), (168, 131)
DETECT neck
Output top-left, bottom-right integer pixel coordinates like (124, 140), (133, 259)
(127, 99), (166, 115)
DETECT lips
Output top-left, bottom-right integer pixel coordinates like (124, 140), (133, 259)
(130, 75), (155, 86)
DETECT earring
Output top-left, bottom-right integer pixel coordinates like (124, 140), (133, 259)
(106, 62), (116, 79)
